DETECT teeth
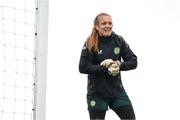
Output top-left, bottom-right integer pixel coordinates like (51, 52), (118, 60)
(104, 28), (111, 31)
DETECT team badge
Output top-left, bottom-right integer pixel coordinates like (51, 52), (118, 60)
(114, 47), (120, 55)
(90, 100), (96, 107)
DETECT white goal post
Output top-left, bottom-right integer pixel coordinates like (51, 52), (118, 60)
(34, 0), (49, 120)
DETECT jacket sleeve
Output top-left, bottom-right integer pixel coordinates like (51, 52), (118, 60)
(79, 44), (108, 74)
(120, 38), (138, 71)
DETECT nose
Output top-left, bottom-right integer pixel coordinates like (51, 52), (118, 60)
(105, 22), (112, 28)
(105, 24), (110, 28)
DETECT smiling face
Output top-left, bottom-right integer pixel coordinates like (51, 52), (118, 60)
(95, 15), (113, 37)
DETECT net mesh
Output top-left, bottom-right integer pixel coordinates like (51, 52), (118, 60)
(0, 0), (37, 119)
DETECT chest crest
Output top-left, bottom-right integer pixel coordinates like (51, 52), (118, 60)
(113, 47), (120, 55)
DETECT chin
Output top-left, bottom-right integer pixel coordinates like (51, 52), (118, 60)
(103, 33), (111, 37)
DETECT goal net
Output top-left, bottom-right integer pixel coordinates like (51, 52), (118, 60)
(0, 0), (37, 120)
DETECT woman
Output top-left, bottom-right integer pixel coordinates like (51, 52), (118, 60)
(79, 13), (137, 120)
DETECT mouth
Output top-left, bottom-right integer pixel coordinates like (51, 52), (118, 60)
(102, 28), (112, 37)
(104, 28), (112, 32)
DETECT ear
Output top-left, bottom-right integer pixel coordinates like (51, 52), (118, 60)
(95, 25), (99, 31)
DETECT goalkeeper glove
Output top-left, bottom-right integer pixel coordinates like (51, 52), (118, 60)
(108, 61), (121, 76)
(100, 59), (114, 68)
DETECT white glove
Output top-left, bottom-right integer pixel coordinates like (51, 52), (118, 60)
(113, 60), (121, 67)
(108, 61), (120, 76)
(100, 59), (114, 68)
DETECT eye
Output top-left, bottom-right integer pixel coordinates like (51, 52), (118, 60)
(108, 22), (112, 25)
(101, 22), (112, 25)
(101, 22), (106, 25)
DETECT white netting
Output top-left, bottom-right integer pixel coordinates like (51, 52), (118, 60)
(0, 0), (37, 120)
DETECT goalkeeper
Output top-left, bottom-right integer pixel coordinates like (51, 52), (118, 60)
(79, 12), (137, 120)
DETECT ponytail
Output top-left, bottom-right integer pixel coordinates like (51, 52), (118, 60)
(86, 27), (99, 53)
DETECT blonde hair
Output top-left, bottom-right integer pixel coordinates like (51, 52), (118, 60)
(86, 13), (111, 52)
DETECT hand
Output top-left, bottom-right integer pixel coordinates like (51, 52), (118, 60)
(113, 60), (121, 67)
(108, 61), (121, 76)
(108, 64), (119, 76)
(100, 59), (114, 68)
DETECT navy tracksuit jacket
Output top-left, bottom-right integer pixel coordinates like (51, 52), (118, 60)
(79, 32), (137, 98)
